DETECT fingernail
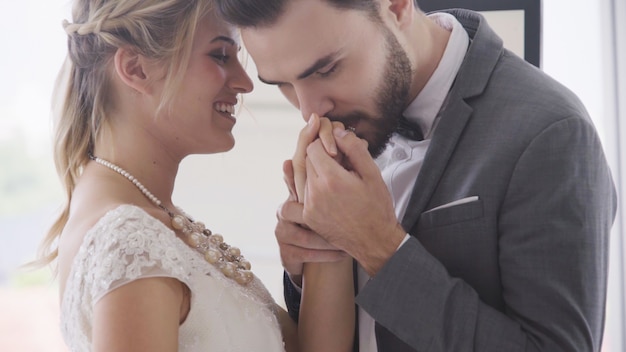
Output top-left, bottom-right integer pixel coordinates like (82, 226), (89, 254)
(328, 143), (337, 155)
(334, 127), (348, 138)
(308, 113), (317, 126)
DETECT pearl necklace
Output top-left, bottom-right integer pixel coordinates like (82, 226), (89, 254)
(89, 154), (253, 285)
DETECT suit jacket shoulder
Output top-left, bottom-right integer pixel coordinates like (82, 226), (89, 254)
(358, 9), (616, 352)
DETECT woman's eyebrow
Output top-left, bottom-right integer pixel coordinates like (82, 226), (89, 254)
(211, 35), (236, 45)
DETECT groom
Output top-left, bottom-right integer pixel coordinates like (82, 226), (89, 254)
(217, 0), (617, 351)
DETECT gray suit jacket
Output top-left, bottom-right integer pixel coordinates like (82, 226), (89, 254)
(354, 9), (617, 352)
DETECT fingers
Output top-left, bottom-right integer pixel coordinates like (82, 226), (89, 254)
(275, 200), (347, 276)
(279, 243), (348, 275)
(276, 201), (341, 250)
(317, 118), (339, 157)
(331, 120), (346, 130)
(293, 114), (320, 202)
(293, 114), (344, 202)
(277, 198), (305, 225)
(333, 127), (380, 179)
(305, 139), (347, 182)
(276, 224), (347, 277)
(282, 160), (298, 202)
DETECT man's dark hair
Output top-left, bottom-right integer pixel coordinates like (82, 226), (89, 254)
(215, 0), (383, 27)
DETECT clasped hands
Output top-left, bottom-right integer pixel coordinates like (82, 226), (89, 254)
(275, 113), (407, 284)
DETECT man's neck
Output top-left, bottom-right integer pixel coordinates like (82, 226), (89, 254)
(406, 12), (452, 102)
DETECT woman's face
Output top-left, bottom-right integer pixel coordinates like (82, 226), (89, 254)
(154, 11), (254, 157)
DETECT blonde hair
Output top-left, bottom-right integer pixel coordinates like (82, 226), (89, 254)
(35, 0), (211, 268)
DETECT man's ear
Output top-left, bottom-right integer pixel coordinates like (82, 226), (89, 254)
(113, 47), (154, 95)
(384, 0), (415, 28)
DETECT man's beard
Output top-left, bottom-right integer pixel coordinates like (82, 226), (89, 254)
(329, 30), (412, 158)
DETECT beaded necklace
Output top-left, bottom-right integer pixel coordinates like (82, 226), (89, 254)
(89, 154), (253, 285)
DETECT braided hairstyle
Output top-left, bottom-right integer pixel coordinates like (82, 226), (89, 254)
(36, 0), (211, 268)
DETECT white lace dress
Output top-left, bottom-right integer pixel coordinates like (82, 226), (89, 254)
(60, 204), (285, 351)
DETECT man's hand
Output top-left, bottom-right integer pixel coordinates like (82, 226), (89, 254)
(302, 128), (406, 276)
(275, 160), (347, 285)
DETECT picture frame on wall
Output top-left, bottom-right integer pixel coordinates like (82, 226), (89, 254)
(418, 0), (542, 68)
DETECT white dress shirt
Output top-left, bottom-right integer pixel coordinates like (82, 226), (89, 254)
(358, 13), (470, 351)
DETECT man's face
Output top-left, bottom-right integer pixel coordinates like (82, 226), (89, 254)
(242, 0), (412, 157)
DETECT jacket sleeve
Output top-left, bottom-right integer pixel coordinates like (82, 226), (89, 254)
(283, 271), (302, 322)
(356, 117), (617, 351)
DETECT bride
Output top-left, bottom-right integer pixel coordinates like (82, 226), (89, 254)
(34, 0), (354, 350)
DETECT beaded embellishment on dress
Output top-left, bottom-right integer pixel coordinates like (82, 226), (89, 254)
(89, 154), (254, 285)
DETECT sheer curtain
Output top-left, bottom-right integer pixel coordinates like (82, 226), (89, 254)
(599, 0), (626, 350)
(542, 0), (624, 350)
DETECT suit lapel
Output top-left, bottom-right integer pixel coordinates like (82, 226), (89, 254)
(400, 95), (473, 231)
(368, 10), (506, 351)
(400, 9), (503, 234)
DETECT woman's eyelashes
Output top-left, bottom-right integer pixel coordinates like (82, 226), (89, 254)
(210, 54), (229, 64)
(210, 47), (232, 64)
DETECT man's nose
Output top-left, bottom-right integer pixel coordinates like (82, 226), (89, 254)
(295, 87), (333, 123)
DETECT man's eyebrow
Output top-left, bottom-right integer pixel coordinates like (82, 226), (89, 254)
(257, 52), (338, 86)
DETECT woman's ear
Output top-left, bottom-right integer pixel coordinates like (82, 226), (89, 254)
(113, 47), (155, 95)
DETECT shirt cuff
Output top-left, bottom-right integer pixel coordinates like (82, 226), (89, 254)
(398, 233), (411, 250)
(287, 273), (303, 293)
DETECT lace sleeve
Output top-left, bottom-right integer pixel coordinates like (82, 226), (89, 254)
(62, 205), (286, 351)
(83, 205), (195, 303)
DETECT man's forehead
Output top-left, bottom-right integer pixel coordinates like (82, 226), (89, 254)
(240, 5), (369, 83)
(242, 28), (339, 83)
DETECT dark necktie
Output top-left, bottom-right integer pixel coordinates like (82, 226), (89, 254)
(396, 116), (424, 141)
